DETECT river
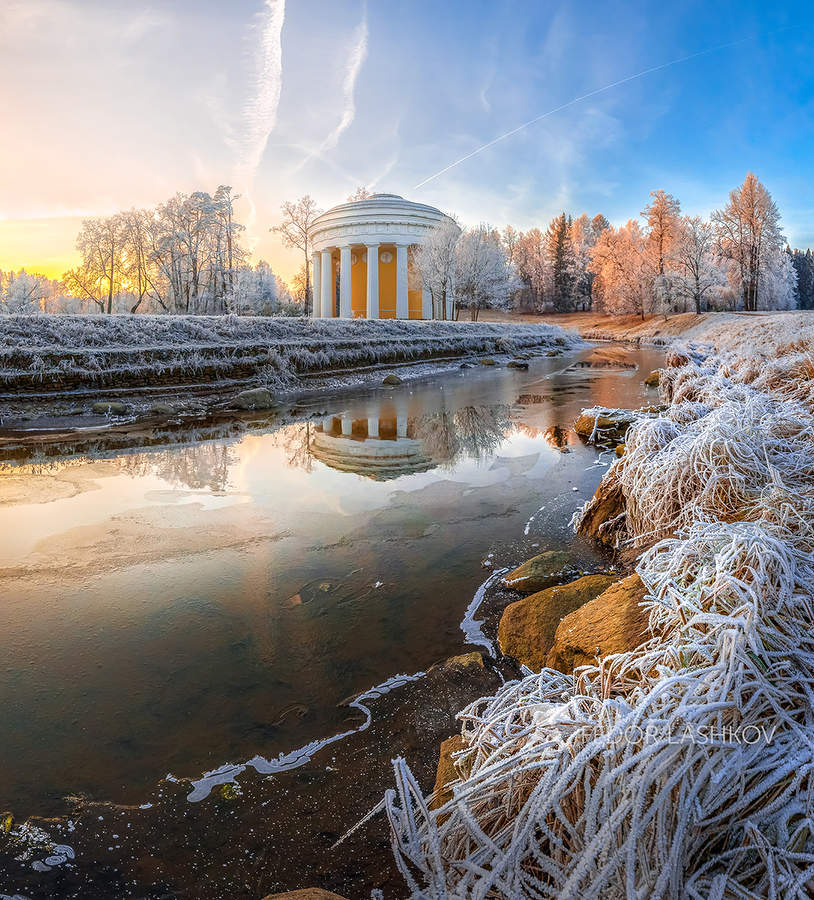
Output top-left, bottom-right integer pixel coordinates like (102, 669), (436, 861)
(0, 344), (663, 822)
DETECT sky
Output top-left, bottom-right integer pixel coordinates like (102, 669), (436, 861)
(0, 0), (812, 282)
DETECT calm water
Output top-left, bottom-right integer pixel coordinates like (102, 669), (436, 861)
(0, 346), (663, 815)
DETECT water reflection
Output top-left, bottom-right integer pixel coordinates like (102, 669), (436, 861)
(306, 405), (512, 480)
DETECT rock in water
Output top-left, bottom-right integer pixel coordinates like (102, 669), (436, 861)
(498, 574), (617, 670)
(234, 387), (275, 410)
(91, 400), (128, 415)
(507, 360), (529, 369)
(503, 550), (571, 593)
(644, 369), (661, 387)
(574, 407), (639, 442)
(479, 358), (497, 366)
(546, 574), (650, 672)
(150, 403), (175, 416)
(382, 373), (403, 385)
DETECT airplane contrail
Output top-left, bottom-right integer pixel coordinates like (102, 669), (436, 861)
(413, 34), (755, 190)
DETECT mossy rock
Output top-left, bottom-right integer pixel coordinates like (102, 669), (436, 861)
(498, 574), (617, 670)
(234, 387), (275, 410)
(546, 574), (650, 672)
(382, 373), (403, 385)
(92, 400), (128, 415)
(503, 550), (571, 593)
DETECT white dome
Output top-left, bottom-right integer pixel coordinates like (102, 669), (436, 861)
(309, 193), (453, 252)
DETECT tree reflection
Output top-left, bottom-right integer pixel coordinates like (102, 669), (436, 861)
(413, 404), (511, 464)
(116, 441), (234, 491)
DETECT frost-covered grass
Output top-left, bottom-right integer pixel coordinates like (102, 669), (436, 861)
(384, 318), (814, 898)
(0, 314), (578, 394)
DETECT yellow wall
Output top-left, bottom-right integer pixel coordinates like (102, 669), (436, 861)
(351, 249), (367, 317)
(378, 246), (396, 318)
(408, 289), (423, 319)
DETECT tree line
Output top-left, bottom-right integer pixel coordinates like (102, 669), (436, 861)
(1, 186), (298, 316)
(2, 172), (812, 317)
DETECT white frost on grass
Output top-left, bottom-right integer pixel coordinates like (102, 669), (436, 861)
(0, 315), (581, 394)
(384, 318), (814, 898)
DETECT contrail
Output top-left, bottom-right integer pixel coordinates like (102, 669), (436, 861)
(291, 5), (368, 175)
(237, 0), (286, 238)
(414, 35), (753, 190)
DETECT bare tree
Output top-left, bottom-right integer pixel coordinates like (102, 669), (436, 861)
(272, 195), (322, 316)
(346, 186), (371, 202)
(642, 190), (682, 276)
(673, 216), (726, 314)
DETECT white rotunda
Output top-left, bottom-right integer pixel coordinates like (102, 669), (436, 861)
(308, 193), (455, 319)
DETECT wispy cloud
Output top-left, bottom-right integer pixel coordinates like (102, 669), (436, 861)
(291, 6), (368, 174)
(235, 0), (286, 217)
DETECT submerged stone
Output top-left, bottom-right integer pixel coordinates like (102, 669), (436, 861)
(503, 550), (571, 593)
(91, 400), (127, 415)
(479, 358), (497, 366)
(234, 387), (275, 410)
(382, 373), (403, 385)
(429, 734), (466, 813)
(507, 360), (529, 369)
(644, 369), (661, 387)
(498, 574), (617, 670)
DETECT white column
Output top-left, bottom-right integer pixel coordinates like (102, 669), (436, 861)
(321, 415), (334, 431)
(341, 415), (353, 436)
(421, 287), (432, 320)
(367, 417), (379, 438)
(320, 250), (333, 318)
(366, 244), (379, 319)
(339, 245), (352, 318)
(396, 244), (409, 319)
(312, 252), (322, 318)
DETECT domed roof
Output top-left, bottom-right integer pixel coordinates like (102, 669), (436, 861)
(309, 192), (454, 252)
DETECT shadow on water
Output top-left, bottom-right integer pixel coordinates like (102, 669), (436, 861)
(0, 345), (664, 818)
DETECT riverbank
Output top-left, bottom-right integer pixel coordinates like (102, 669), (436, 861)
(387, 312), (814, 897)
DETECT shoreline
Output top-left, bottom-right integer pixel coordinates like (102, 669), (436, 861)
(386, 310), (814, 897)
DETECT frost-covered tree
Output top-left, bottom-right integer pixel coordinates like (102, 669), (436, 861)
(272, 195), (321, 316)
(63, 213), (128, 313)
(642, 190), (682, 276)
(673, 216), (727, 314)
(346, 186), (371, 202)
(790, 248), (814, 309)
(513, 228), (548, 311)
(713, 173), (784, 311)
(757, 248), (797, 310)
(453, 225), (514, 321)
(589, 220), (652, 318)
(0, 269), (50, 313)
(415, 218), (461, 320)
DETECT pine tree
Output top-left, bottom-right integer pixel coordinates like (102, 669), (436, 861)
(544, 213), (576, 312)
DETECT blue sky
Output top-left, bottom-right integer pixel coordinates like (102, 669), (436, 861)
(0, 0), (812, 279)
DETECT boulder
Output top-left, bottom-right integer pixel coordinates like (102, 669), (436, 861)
(479, 358), (497, 366)
(382, 373), (403, 385)
(498, 574), (617, 670)
(507, 360), (529, 370)
(149, 403), (175, 416)
(442, 651), (485, 670)
(546, 574), (650, 672)
(92, 400), (127, 415)
(429, 734), (466, 812)
(460, 362), (475, 369)
(503, 550), (571, 593)
(574, 407), (637, 442)
(644, 369), (661, 387)
(574, 472), (626, 546)
(545, 349), (561, 357)
(262, 891), (349, 900)
(234, 387), (275, 410)
(615, 443), (626, 458)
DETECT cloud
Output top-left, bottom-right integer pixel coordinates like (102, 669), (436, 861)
(291, 6), (368, 175)
(235, 0), (286, 199)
